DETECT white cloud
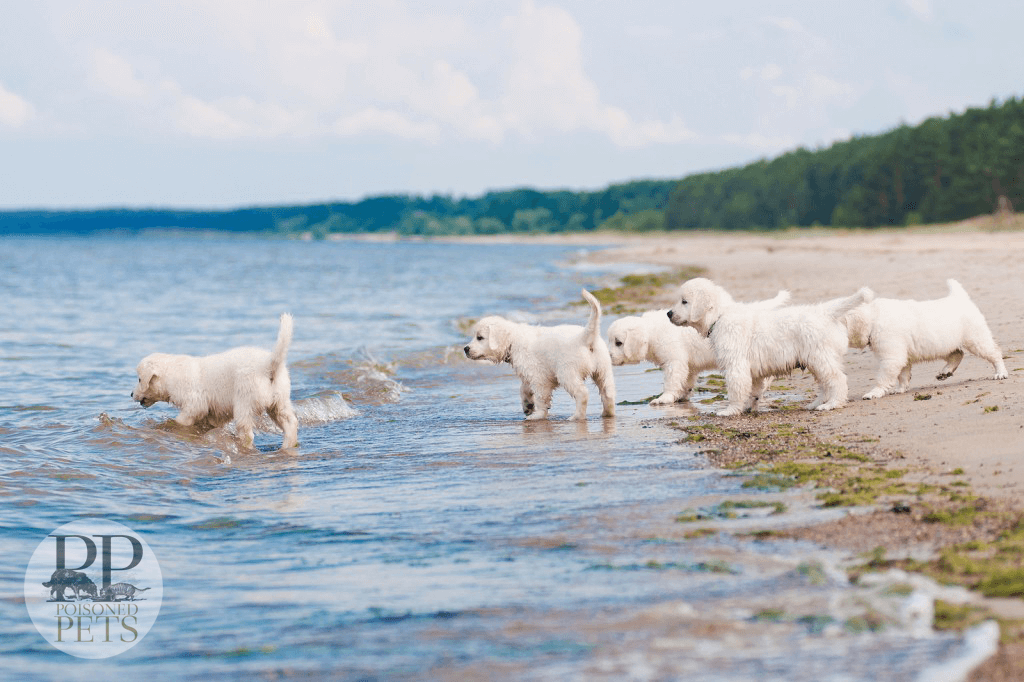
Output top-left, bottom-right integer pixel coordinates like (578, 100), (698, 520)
(741, 63), (783, 82)
(174, 94), (308, 140)
(333, 107), (441, 143)
(905, 0), (935, 22)
(31, 2), (696, 148)
(0, 82), (35, 127)
(498, 1), (694, 147)
(89, 48), (148, 100)
(721, 131), (797, 152)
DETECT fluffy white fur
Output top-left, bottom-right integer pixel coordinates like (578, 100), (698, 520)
(464, 289), (616, 421)
(844, 279), (1008, 399)
(607, 290), (791, 405)
(668, 278), (874, 416)
(132, 313), (299, 449)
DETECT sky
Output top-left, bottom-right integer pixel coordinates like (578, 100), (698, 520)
(1, 1), (1023, 210)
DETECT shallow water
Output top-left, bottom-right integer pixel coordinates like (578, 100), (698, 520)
(0, 236), (991, 680)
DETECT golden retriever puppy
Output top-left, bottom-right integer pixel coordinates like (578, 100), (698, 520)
(132, 314), (298, 449)
(464, 290), (615, 421)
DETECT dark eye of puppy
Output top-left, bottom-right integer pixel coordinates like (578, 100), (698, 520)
(615, 340), (623, 346)
(477, 334), (484, 341)
(681, 299), (688, 305)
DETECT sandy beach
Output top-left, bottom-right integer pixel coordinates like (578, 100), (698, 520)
(575, 223), (1024, 679)
(578, 224), (1024, 498)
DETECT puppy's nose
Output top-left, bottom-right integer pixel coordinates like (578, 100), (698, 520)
(666, 310), (674, 320)
(463, 345), (470, 355)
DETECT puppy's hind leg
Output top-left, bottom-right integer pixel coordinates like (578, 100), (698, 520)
(563, 377), (590, 421)
(811, 360), (849, 411)
(593, 357), (617, 417)
(269, 405), (299, 450)
(936, 350), (963, 381)
(963, 333), (1008, 380)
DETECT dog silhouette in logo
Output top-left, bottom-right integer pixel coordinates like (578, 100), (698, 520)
(42, 569), (98, 601)
(97, 582), (151, 602)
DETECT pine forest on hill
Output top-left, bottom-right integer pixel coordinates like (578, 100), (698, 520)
(3, 96), (1022, 237)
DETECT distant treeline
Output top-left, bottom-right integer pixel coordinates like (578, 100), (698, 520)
(2, 97), (1022, 237)
(665, 96), (1024, 230)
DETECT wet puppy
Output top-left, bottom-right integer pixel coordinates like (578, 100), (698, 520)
(844, 279), (1007, 399)
(668, 278), (873, 416)
(607, 289), (790, 405)
(132, 313), (299, 449)
(464, 290), (616, 421)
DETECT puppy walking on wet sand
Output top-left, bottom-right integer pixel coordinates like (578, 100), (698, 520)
(464, 289), (616, 421)
(607, 290), (790, 405)
(131, 313), (299, 449)
(668, 277), (873, 416)
(844, 279), (1008, 399)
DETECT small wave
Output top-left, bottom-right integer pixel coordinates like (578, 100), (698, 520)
(294, 391), (358, 424)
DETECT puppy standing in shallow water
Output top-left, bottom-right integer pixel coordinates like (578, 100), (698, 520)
(843, 279), (1008, 399)
(132, 313), (299, 449)
(464, 289), (616, 421)
(607, 290), (790, 405)
(668, 278), (874, 416)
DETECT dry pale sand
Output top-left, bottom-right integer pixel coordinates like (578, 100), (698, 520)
(579, 224), (1024, 501)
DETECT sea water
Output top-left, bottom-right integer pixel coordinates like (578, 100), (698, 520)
(0, 236), (993, 680)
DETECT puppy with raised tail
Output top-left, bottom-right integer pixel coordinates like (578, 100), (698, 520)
(844, 279), (1007, 399)
(131, 313), (299, 449)
(464, 290), (616, 421)
(668, 278), (873, 416)
(607, 290), (790, 405)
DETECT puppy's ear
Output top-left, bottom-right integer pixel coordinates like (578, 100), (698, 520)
(485, 323), (506, 354)
(623, 327), (646, 360)
(137, 361), (158, 391)
(687, 288), (712, 324)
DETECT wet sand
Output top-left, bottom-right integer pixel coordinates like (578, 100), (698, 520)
(579, 223), (1024, 502)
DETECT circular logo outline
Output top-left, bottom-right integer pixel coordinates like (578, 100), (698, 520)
(24, 518), (163, 658)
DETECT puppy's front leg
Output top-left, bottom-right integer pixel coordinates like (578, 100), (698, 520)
(520, 381), (536, 416)
(718, 366), (752, 417)
(173, 411), (198, 427)
(650, 361), (685, 405)
(746, 375), (767, 412)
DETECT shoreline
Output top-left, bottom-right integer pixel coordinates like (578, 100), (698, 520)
(573, 223), (1024, 679)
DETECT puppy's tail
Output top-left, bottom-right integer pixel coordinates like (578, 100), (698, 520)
(581, 289), (602, 351)
(827, 287), (875, 321)
(270, 313), (293, 380)
(947, 279), (969, 298)
(762, 289), (791, 308)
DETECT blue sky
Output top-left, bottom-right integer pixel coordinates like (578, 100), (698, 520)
(2, 0), (1023, 209)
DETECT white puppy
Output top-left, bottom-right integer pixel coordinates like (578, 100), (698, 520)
(607, 290), (791, 405)
(132, 313), (299, 449)
(844, 279), (1008, 399)
(464, 290), (616, 421)
(668, 278), (874, 416)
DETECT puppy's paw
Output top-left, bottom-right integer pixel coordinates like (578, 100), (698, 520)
(994, 371), (1008, 380)
(716, 406), (742, 417)
(525, 411), (548, 421)
(649, 393), (676, 405)
(522, 402), (535, 415)
(862, 388), (885, 400)
(936, 371), (953, 381)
